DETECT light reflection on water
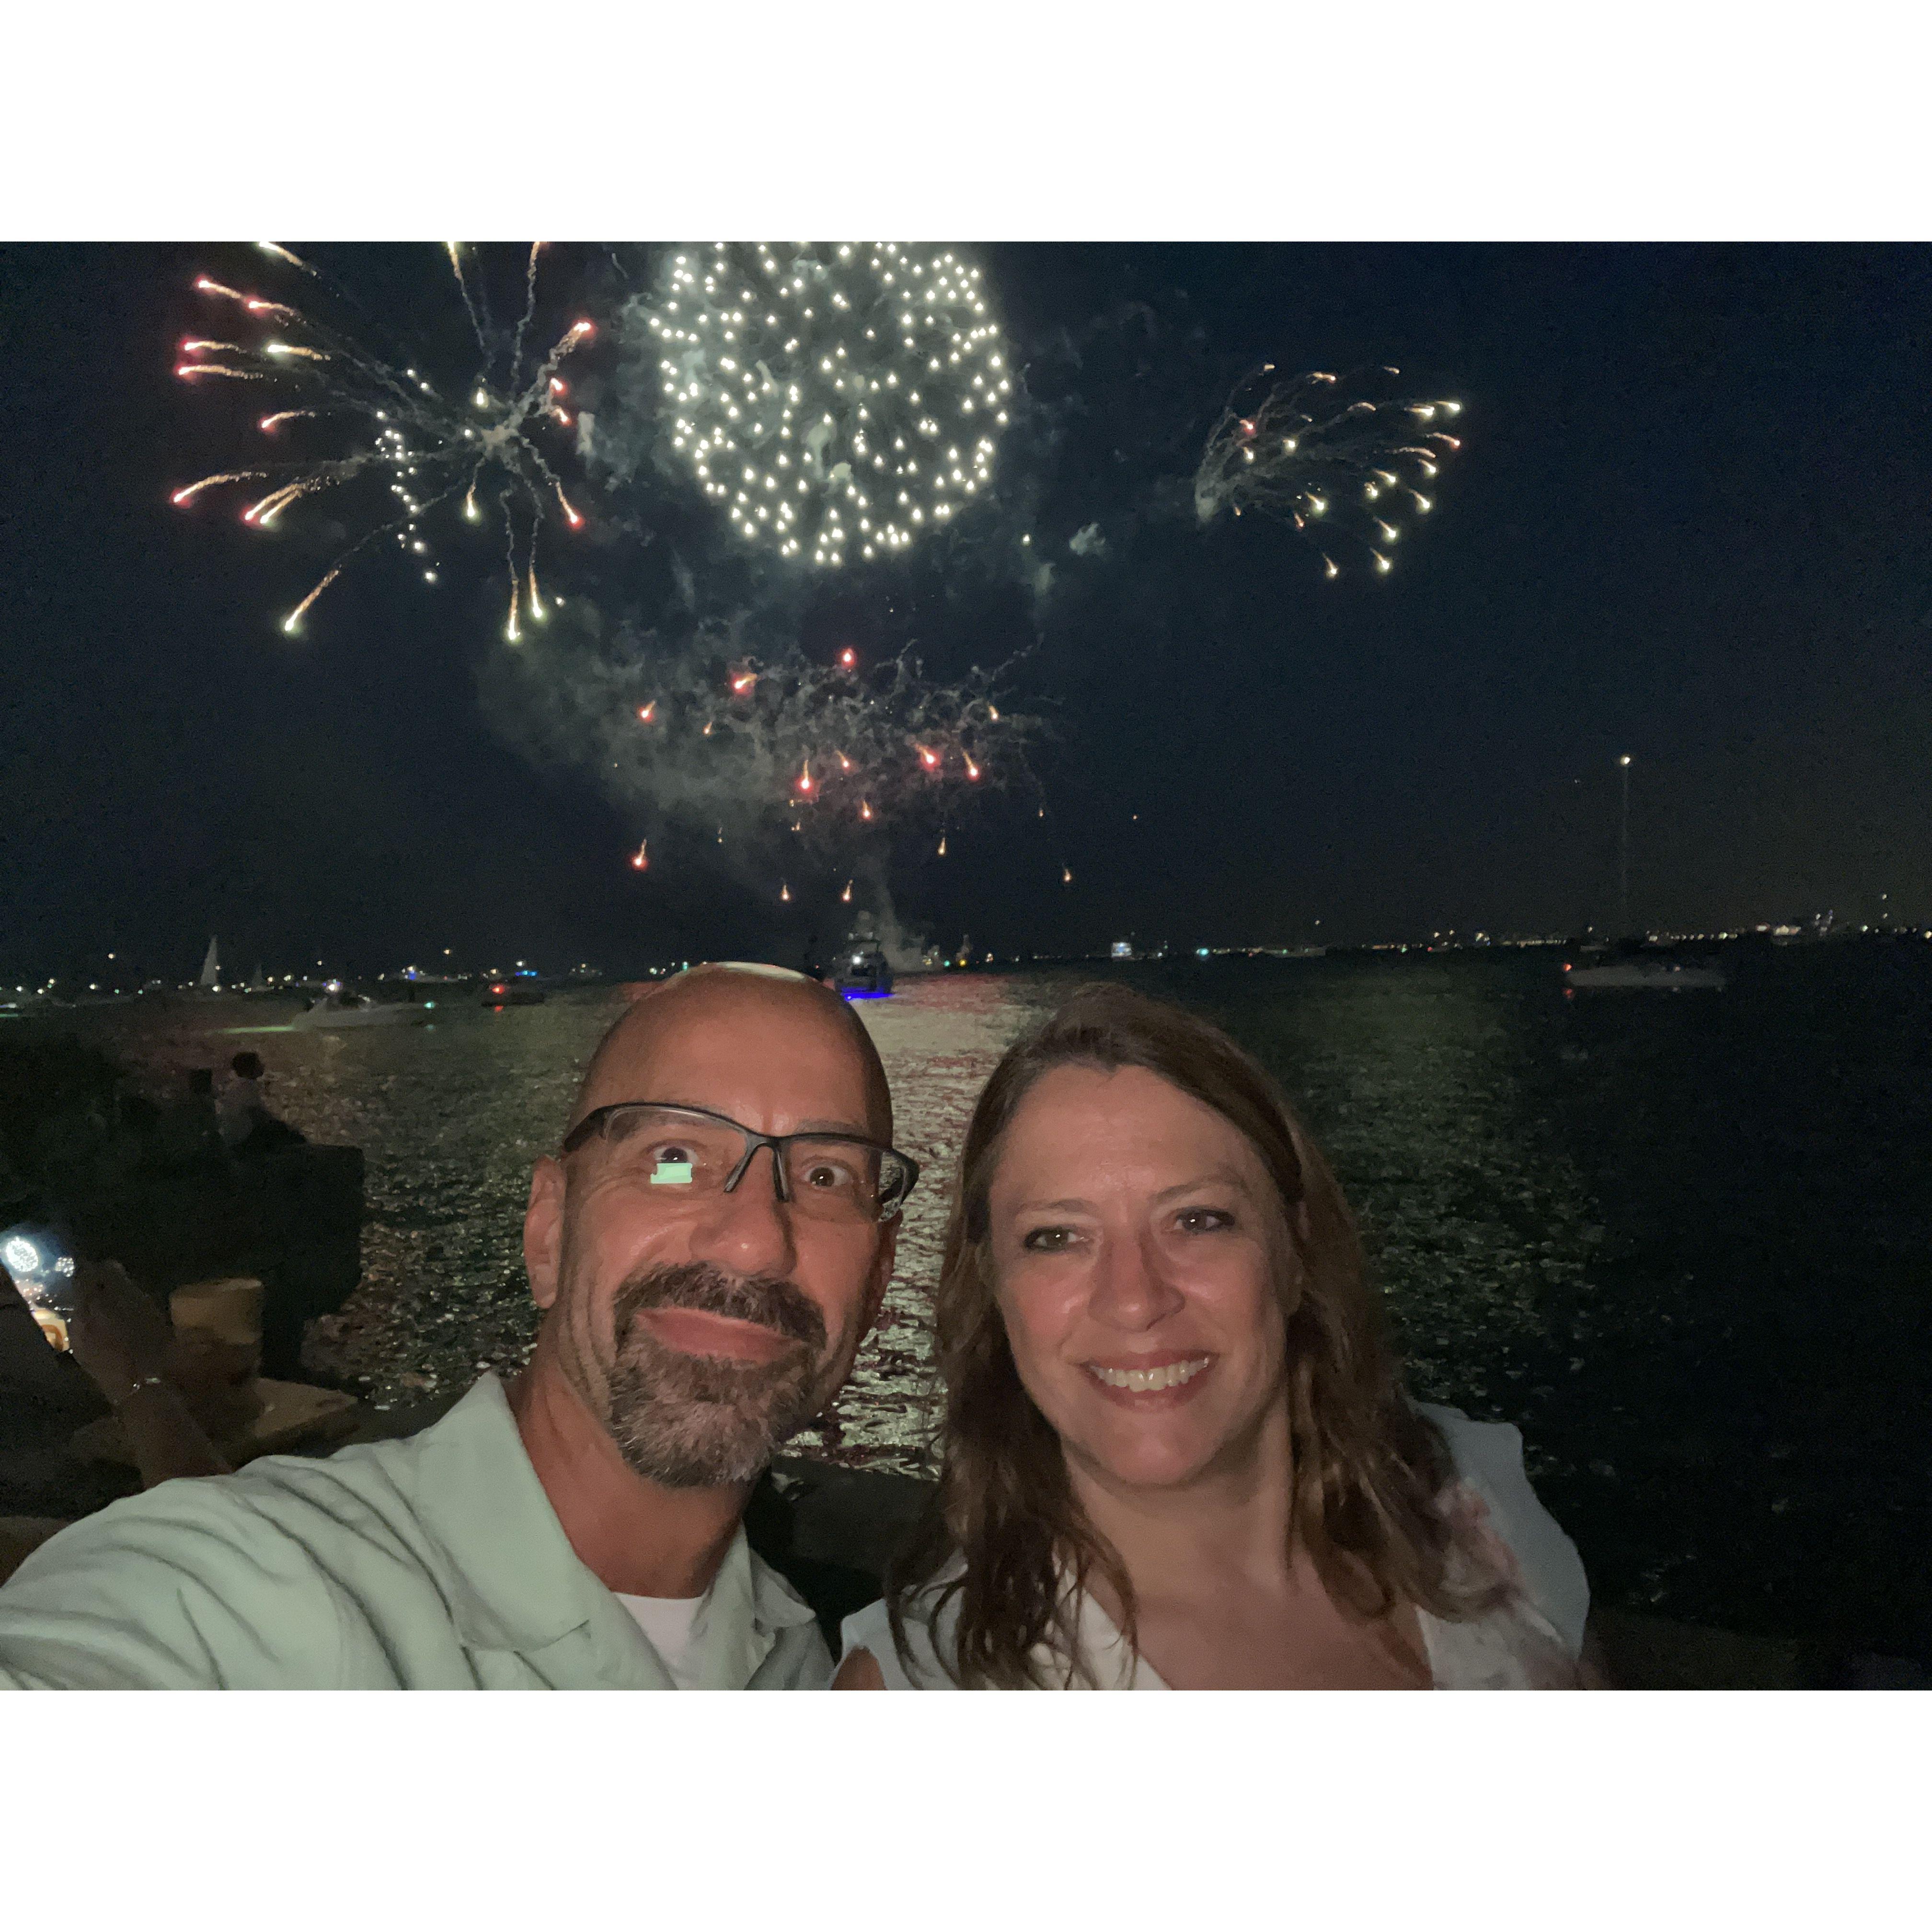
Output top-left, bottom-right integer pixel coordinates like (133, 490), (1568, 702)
(793, 971), (1073, 1466)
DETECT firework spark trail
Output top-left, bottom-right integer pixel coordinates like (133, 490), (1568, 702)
(172, 244), (595, 634)
(174, 361), (270, 384)
(508, 242), (544, 386)
(171, 470), (266, 506)
(1194, 364), (1464, 577)
(445, 242), (489, 359)
(282, 564), (344, 634)
(526, 535), (546, 622)
(502, 506), (524, 644)
(256, 242), (315, 276)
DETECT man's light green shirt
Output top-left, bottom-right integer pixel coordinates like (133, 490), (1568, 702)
(0, 1376), (830, 1690)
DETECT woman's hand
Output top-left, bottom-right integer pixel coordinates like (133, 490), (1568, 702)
(67, 1261), (174, 1408)
(831, 1647), (886, 1689)
(67, 1261), (233, 1485)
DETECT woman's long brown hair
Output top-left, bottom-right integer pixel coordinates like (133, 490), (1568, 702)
(888, 982), (1506, 1687)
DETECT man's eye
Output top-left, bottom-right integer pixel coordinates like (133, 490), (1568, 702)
(1022, 1227), (1075, 1253)
(650, 1143), (696, 1166)
(801, 1162), (856, 1191)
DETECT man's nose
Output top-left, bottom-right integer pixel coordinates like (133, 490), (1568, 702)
(1088, 1229), (1185, 1333)
(694, 1144), (798, 1275)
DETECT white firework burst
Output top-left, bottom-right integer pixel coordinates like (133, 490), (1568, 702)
(640, 242), (1012, 567)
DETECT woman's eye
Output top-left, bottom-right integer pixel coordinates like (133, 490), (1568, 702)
(1175, 1208), (1234, 1234)
(1022, 1226), (1075, 1253)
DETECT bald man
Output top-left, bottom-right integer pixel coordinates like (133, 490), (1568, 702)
(0, 966), (914, 1689)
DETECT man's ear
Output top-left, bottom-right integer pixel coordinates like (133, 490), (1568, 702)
(525, 1157), (566, 1311)
(861, 1219), (900, 1334)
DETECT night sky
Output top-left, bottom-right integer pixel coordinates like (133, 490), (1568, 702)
(7, 241), (1931, 985)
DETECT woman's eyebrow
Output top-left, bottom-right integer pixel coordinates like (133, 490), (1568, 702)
(1150, 1169), (1252, 1203)
(1007, 1169), (1252, 1217)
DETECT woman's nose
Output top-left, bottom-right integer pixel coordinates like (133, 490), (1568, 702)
(1087, 1230), (1185, 1331)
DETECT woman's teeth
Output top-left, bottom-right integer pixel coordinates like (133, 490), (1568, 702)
(1088, 1357), (1210, 1393)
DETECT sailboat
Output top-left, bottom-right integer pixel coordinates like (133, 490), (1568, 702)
(169, 935), (253, 1005)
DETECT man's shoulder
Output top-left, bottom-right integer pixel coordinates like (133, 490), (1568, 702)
(26, 1427), (428, 1565)
(0, 1428), (448, 1688)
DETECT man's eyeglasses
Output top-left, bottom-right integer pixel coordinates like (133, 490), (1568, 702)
(560, 1102), (919, 1224)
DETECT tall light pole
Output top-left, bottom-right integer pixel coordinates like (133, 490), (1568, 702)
(1617, 755), (1633, 935)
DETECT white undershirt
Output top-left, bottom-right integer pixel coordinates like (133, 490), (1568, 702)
(616, 1587), (713, 1690)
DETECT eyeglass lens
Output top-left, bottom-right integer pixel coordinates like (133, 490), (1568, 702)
(600, 1107), (908, 1216)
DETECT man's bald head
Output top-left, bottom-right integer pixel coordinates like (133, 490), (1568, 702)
(569, 963), (893, 1145)
(524, 962), (902, 1497)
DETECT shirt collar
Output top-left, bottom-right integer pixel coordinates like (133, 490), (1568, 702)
(408, 1374), (817, 1674)
(409, 1374), (609, 1653)
(693, 1518), (818, 1689)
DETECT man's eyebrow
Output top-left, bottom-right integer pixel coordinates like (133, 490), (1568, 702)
(651, 1102), (875, 1139)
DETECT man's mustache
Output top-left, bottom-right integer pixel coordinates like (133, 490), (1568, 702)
(615, 1261), (828, 1354)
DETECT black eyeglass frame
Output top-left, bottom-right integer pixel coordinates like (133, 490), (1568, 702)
(559, 1101), (919, 1221)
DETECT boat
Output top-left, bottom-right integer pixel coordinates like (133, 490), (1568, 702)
(481, 978), (546, 1007)
(166, 936), (252, 1005)
(1564, 957), (1726, 992)
(834, 947), (894, 998)
(292, 992), (431, 1029)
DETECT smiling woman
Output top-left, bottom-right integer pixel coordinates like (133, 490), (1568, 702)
(836, 984), (1596, 1690)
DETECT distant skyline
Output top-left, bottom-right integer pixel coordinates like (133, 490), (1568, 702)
(15, 914), (1922, 1000)
(7, 242), (1931, 983)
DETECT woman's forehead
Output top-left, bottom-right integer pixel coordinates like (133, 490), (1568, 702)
(1000, 1063), (1263, 1173)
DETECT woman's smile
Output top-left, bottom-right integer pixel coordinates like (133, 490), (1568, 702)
(1081, 1352), (1215, 1400)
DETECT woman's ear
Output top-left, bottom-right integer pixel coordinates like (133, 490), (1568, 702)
(1278, 1201), (1313, 1316)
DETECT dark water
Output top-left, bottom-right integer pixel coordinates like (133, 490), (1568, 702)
(56, 945), (1932, 1656)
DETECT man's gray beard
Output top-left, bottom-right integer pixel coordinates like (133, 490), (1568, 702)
(602, 1261), (830, 1489)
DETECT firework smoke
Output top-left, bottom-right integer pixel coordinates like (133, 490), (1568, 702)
(479, 603), (1047, 893)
